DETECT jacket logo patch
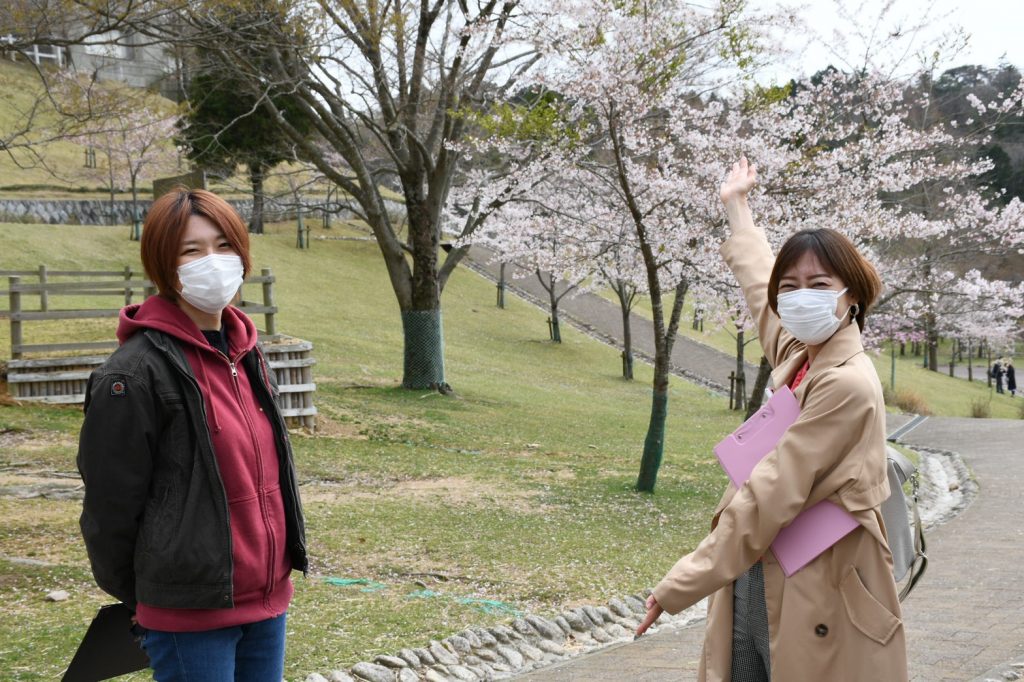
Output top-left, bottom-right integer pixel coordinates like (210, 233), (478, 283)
(110, 380), (127, 397)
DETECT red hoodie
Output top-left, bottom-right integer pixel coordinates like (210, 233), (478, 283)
(118, 296), (293, 631)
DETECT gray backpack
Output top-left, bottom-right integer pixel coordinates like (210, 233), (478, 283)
(881, 446), (927, 601)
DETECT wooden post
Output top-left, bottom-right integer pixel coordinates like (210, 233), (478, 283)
(38, 265), (48, 312)
(10, 276), (22, 360)
(123, 266), (133, 305)
(262, 267), (276, 337)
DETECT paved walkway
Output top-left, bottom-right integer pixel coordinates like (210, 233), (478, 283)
(514, 417), (1024, 681)
(464, 247), (758, 393)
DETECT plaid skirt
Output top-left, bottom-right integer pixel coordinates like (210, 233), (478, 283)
(731, 561), (771, 681)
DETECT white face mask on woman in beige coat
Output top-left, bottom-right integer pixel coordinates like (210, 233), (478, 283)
(636, 157), (909, 682)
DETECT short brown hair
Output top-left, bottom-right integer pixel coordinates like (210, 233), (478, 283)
(767, 228), (882, 331)
(141, 188), (252, 297)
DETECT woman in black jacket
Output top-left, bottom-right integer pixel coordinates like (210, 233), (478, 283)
(77, 189), (307, 682)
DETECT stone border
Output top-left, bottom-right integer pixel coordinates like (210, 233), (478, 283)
(304, 594), (706, 682)
(896, 444), (978, 529)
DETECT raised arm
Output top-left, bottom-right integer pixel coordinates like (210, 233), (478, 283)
(718, 158), (799, 368)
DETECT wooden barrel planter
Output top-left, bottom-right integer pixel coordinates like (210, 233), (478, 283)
(6, 355), (108, 403)
(6, 341), (318, 431)
(259, 336), (317, 430)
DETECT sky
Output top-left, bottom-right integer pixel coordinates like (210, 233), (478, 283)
(747, 0), (1024, 84)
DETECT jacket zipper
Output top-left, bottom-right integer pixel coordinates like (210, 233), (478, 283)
(255, 351), (308, 573)
(226, 354), (278, 609)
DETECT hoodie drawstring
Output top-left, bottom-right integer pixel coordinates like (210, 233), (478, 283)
(188, 347), (223, 434)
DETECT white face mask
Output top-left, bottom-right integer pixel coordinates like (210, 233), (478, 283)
(777, 287), (850, 345)
(177, 254), (243, 314)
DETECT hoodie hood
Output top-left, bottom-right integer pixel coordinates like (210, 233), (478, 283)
(118, 296), (259, 357)
(118, 297), (262, 436)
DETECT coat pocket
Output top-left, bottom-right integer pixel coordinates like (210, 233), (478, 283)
(840, 566), (901, 645)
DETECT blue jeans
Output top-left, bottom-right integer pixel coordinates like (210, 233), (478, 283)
(140, 613), (287, 682)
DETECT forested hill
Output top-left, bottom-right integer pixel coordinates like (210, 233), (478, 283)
(929, 64), (1024, 204)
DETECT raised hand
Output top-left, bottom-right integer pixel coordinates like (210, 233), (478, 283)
(720, 156), (758, 205)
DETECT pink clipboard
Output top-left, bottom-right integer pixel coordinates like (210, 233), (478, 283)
(713, 386), (859, 576)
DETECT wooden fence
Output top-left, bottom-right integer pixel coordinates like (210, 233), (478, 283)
(2, 266), (316, 428)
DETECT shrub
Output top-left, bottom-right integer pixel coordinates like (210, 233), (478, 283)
(969, 396), (991, 419)
(882, 385), (932, 416)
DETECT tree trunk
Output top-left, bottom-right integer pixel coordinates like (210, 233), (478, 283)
(497, 262), (506, 309)
(614, 280), (634, 380)
(550, 306), (562, 342)
(637, 374), (669, 493)
(635, 279), (687, 493)
(130, 178), (141, 241)
(890, 341), (897, 392)
(401, 309), (446, 389)
(745, 356), (773, 420)
(967, 339), (974, 382)
(249, 164), (265, 235)
(548, 275), (562, 343)
(636, 282), (669, 494)
(106, 147), (116, 227)
(734, 329), (746, 411)
(295, 201), (307, 249)
(401, 197), (446, 390)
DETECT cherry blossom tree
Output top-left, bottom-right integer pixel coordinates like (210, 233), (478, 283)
(509, 0), (778, 492)
(474, 183), (598, 343)
(502, 0), (1021, 491)
(589, 217), (647, 380)
(59, 76), (179, 238)
(754, 69), (1024, 376)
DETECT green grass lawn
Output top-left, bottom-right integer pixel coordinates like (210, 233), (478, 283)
(0, 220), (739, 680)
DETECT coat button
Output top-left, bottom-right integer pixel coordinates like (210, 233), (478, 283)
(815, 624), (829, 637)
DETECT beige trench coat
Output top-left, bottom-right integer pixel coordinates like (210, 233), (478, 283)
(652, 225), (909, 681)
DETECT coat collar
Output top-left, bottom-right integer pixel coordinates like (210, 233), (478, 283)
(771, 323), (865, 401)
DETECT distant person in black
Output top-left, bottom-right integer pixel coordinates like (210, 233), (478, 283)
(992, 359), (1005, 394)
(1007, 360), (1017, 397)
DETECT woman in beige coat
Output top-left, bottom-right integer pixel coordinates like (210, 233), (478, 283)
(636, 158), (909, 681)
